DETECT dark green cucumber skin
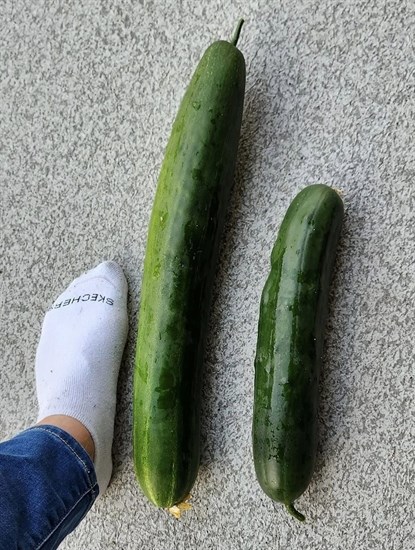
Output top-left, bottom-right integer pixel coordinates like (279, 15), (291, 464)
(134, 40), (245, 508)
(252, 184), (343, 513)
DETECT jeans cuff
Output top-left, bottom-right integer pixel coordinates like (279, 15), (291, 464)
(26, 425), (98, 491)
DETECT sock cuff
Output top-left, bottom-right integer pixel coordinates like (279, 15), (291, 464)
(37, 405), (114, 496)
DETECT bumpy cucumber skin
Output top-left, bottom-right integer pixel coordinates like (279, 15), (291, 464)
(134, 40), (245, 509)
(252, 184), (343, 519)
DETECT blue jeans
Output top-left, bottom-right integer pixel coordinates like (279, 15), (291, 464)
(0, 425), (98, 550)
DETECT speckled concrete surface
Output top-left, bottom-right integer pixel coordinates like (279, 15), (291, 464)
(1, 0), (414, 548)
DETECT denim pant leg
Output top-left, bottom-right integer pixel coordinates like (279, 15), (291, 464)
(0, 425), (99, 550)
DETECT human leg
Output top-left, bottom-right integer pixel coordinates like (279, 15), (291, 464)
(0, 261), (128, 549)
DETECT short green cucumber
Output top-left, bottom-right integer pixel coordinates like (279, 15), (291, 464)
(134, 21), (246, 510)
(252, 184), (344, 521)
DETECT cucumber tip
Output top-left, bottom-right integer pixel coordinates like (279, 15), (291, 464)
(286, 502), (306, 522)
(167, 494), (192, 519)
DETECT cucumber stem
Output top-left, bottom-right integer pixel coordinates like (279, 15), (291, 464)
(230, 19), (244, 46)
(286, 503), (306, 522)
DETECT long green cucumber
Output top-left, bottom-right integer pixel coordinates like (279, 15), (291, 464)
(134, 21), (246, 511)
(252, 184), (344, 521)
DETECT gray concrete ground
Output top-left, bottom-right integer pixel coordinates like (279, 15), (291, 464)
(1, 0), (414, 548)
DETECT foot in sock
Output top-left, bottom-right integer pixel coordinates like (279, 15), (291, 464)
(35, 261), (129, 495)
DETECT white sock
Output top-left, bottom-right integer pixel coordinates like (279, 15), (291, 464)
(35, 261), (129, 495)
